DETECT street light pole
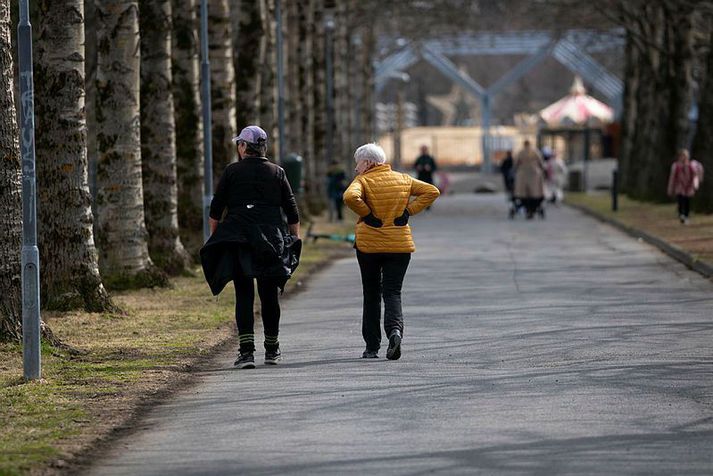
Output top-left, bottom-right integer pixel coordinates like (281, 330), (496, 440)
(17, 0), (41, 381)
(200, 0), (213, 243)
(275, 0), (286, 163)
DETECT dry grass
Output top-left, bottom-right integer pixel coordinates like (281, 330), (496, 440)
(0, 217), (354, 475)
(566, 192), (713, 266)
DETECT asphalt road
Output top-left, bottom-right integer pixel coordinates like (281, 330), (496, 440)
(88, 194), (713, 475)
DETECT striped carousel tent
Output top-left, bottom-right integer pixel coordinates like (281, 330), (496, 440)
(539, 76), (614, 126)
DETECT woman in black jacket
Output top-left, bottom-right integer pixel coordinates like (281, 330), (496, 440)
(201, 126), (301, 369)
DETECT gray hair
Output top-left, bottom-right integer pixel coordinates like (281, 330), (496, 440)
(354, 143), (387, 164)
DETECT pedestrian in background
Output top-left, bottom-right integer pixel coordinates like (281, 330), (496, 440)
(201, 126), (301, 369)
(414, 145), (437, 185)
(546, 151), (568, 204)
(667, 148), (700, 224)
(344, 143), (440, 360)
(500, 150), (515, 198)
(326, 160), (347, 222)
(514, 140), (546, 219)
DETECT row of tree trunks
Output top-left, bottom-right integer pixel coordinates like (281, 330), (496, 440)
(618, 2), (695, 202)
(139, 0), (192, 274)
(0, 0), (22, 340)
(34, 0), (115, 311)
(691, 23), (713, 212)
(172, 0), (204, 234)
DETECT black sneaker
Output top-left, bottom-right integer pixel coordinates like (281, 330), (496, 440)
(234, 352), (255, 369)
(264, 348), (282, 365)
(386, 331), (402, 361)
(362, 349), (379, 359)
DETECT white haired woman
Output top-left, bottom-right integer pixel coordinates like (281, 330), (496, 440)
(343, 143), (440, 360)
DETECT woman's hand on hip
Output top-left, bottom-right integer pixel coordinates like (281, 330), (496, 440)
(362, 213), (383, 228)
(394, 209), (410, 226)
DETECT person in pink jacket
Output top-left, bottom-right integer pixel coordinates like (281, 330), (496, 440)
(667, 149), (700, 224)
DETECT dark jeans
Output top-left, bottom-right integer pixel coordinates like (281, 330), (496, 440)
(677, 195), (690, 218)
(234, 255), (280, 353)
(332, 197), (343, 220)
(356, 250), (411, 351)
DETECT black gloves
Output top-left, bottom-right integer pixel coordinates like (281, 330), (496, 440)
(362, 213), (383, 228)
(394, 209), (410, 226)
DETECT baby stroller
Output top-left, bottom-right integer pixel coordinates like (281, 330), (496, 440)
(508, 196), (545, 220)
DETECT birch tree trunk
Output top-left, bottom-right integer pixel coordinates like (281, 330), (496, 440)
(0, 0), (22, 340)
(140, 0), (191, 274)
(95, 0), (166, 289)
(234, 0), (263, 128)
(34, 0), (116, 311)
(172, 0), (204, 235)
(208, 0), (237, 179)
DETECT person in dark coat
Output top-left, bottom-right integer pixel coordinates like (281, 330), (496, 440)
(326, 160), (347, 221)
(500, 150), (515, 198)
(200, 125), (301, 369)
(414, 145), (437, 184)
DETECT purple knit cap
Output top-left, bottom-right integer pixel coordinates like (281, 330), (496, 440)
(232, 125), (268, 144)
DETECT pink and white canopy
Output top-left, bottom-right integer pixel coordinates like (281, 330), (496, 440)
(539, 77), (614, 127)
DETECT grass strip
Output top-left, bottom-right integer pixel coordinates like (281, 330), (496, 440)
(0, 219), (353, 475)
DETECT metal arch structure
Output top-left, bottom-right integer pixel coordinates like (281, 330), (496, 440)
(375, 29), (625, 172)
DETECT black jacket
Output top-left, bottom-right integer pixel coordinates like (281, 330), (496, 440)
(200, 157), (301, 295)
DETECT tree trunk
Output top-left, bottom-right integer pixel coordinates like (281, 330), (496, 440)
(140, 0), (191, 275)
(259, 0), (277, 159)
(619, 29), (639, 195)
(34, 0), (116, 312)
(172, 0), (204, 236)
(299, 0), (316, 197)
(0, 0), (22, 341)
(95, 0), (166, 289)
(311, 0), (327, 201)
(208, 0), (237, 179)
(286, 0), (301, 155)
(234, 0), (263, 129)
(335, 0), (353, 173)
(361, 25), (376, 143)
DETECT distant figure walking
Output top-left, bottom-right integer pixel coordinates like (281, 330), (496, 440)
(414, 145), (438, 184)
(667, 148), (700, 224)
(201, 126), (301, 369)
(546, 151), (568, 204)
(500, 150), (515, 198)
(344, 143), (440, 360)
(514, 140), (546, 219)
(326, 160), (347, 222)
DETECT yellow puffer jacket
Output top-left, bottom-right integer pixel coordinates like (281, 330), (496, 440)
(343, 164), (440, 253)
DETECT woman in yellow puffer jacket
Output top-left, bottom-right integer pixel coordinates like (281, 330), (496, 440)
(343, 143), (440, 360)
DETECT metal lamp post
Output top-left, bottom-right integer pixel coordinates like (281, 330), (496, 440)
(200, 0), (213, 243)
(17, 0), (41, 380)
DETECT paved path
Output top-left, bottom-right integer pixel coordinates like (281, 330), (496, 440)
(89, 195), (713, 475)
